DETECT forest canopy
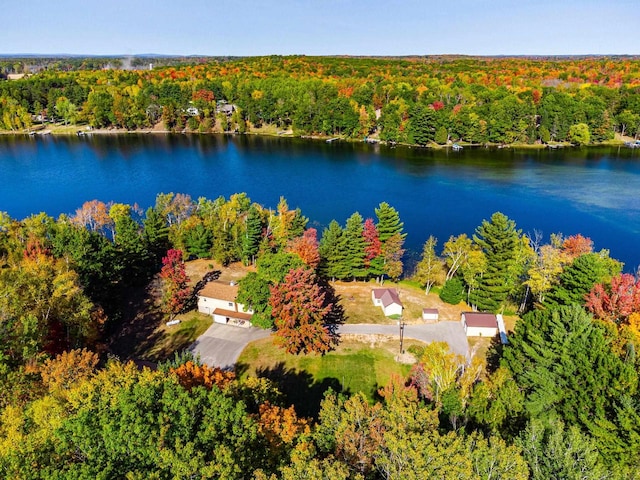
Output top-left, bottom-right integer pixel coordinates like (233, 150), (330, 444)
(1, 55), (640, 144)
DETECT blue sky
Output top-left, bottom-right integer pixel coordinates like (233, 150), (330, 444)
(2, 0), (637, 56)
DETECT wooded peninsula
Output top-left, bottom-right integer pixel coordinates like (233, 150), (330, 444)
(1, 189), (640, 478)
(1, 55), (640, 146)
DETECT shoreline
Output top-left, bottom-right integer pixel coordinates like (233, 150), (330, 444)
(0, 125), (633, 150)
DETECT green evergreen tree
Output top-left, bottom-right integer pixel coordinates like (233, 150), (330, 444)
(544, 252), (621, 309)
(503, 305), (640, 467)
(143, 206), (170, 264)
(242, 205), (263, 265)
(184, 223), (213, 259)
(114, 213), (151, 284)
(319, 220), (349, 280)
(435, 125), (449, 145)
(470, 212), (520, 312)
(375, 202), (405, 243)
(343, 212), (367, 280)
(518, 420), (611, 480)
(439, 277), (465, 304)
(408, 103), (436, 145)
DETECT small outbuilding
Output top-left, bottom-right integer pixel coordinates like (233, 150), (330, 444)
(422, 308), (439, 323)
(461, 312), (499, 337)
(372, 288), (403, 317)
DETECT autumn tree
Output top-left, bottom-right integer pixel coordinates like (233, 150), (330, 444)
(526, 244), (566, 304)
(159, 249), (191, 319)
(269, 267), (335, 354)
(414, 236), (444, 294)
(381, 232), (405, 282)
(562, 233), (593, 260)
(256, 401), (311, 469)
(154, 192), (194, 227)
(362, 218), (384, 279)
(271, 197), (307, 247)
(170, 361), (236, 391)
(287, 228), (320, 269)
(585, 273), (640, 324)
(0, 252), (96, 361)
(71, 199), (113, 235)
(442, 233), (474, 281)
(40, 348), (98, 393)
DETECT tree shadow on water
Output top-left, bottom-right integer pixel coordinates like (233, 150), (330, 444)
(252, 361), (347, 418)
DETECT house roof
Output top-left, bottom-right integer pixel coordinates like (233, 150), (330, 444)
(463, 312), (498, 328)
(212, 308), (252, 321)
(199, 281), (239, 302)
(373, 288), (403, 308)
(423, 308), (439, 314)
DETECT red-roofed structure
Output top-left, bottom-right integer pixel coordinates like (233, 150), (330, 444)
(371, 288), (403, 317)
(461, 312), (499, 337)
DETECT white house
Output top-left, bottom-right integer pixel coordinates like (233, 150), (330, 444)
(422, 308), (439, 322)
(197, 281), (253, 328)
(371, 288), (403, 317)
(461, 312), (499, 337)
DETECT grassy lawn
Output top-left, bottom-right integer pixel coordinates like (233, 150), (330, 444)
(142, 312), (212, 362)
(333, 279), (469, 324)
(237, 337), (419, 417)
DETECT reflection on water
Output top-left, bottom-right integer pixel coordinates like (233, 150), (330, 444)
(0, 134), (639, 269)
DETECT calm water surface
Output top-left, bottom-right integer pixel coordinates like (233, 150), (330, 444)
(1, 134), (639, 270)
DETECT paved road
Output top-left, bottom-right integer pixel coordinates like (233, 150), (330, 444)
(190, 321), (469, 369)
(338, 322), (469, 357)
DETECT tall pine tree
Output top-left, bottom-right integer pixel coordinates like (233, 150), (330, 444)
(242, 205), (263, 265)
(319, 220), (349, 280)
(470, 212), (519, 312)
(343, 212), (367, 280)
(375, 202), (406, 282)
(375, 202), (405, 243)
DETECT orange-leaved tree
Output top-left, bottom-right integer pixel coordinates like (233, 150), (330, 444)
(269, 267), (335, 355)
(170, 361), (235, 391)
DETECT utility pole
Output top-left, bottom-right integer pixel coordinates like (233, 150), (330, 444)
(398, 319), (405, 354)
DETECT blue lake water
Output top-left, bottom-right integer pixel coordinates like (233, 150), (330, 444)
(1, 134), (639, 270)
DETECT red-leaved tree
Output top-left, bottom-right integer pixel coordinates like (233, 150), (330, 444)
(363, 218), (382, 266)
(269, 267), (334, 354)
(160, 249), (191, 319)
(585, 273), (640, 324)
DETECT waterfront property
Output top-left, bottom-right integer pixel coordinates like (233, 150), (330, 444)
(372, 288), (403, 317)
(197, 281), (253, 328)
